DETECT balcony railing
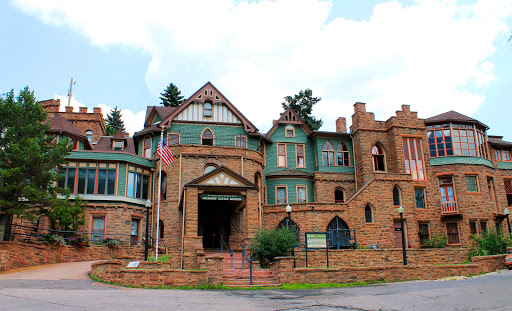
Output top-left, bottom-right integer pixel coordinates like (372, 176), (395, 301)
(170, 134), (263, 152)
(442, 201), (458, 214)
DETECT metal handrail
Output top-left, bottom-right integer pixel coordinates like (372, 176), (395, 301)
(241, 242), (253, 285)
(220, 235), (233, 269)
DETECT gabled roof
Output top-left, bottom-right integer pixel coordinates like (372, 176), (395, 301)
(185, 165), (257, 189)
(160, 82), (259, 133)
(92, 136), (137, 154)
(488, 136), (512, 148)
(425, 111), (489, 129)
(266, 108), (312, 137)
(144, 106), (177, 128)
(45, 114), (92, 149)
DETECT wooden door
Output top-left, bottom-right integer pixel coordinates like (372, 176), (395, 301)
(394, 220), (404, 248)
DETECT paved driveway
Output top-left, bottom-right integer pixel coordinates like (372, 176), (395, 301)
(0, 262), (511, 310)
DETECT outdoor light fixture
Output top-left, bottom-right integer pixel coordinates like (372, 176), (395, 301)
(286, 204), (292, 214)
(398, 206), (407, 265)
(144, 199), (152, 261)
(505, 207), (511, 237)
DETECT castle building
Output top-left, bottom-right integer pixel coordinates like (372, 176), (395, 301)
(8, 82), (510, 269)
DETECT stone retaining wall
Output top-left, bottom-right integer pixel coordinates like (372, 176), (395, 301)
(0, 241), (144, 272)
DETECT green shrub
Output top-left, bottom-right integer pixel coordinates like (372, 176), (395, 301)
(469, 228), (512, 257)
(43, 234), (65, 246)
(249, 227), (299, 268)
(102, 238), (121, 248)
(422, 233), (448, 248)
(147, 254), (169, 262)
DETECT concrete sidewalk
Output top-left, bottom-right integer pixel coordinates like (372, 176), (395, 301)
(0, 261), (97, 280)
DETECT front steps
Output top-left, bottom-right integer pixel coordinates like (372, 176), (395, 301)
(205, 251), (281, 288)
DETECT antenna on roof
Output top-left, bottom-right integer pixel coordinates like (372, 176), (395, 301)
(67, 78), (75, 107)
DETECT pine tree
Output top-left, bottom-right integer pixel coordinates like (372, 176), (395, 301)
(0, 87), (73, 218)
(159, 83), (184, 107)
(281, 89), (323, 131)
(105, 107), (125, 136)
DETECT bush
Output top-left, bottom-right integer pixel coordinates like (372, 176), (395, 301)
(249, 227), (299, 268)
(469, 228), (512, 257)
(69, 236), (89, 247)
(422, 233), (448, 248)
(102, 238), (121, 248)
(147, 254), (169, 262)
(43, 234), (65, 247)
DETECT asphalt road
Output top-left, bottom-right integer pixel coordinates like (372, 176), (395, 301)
(0, 261), (511, 311)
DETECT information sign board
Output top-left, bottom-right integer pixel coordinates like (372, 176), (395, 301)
(305, 232), (327, 248)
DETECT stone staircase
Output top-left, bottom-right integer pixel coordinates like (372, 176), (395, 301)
(205, 251), (280, 288)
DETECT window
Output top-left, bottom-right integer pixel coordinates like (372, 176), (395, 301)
(202, 129), (214, 146)
(496, 149), (503, 161)
(415, 188), (425, 209)
(488, 177), (496, 208)
(131, 218), (140, 246)
(505, 150), (512, 161)
(160, 173), (167, 201)
(112, 141), (124, 150)
(57, 162), (76, 192)
(77, 163), (97, 195)
(235, 136), (247, 148)
(334, 188), (344, 203)
(480, 220), (488, 233)
(204, 165), (217, 175)
(403, 138), (425, 180)
(278, 143), (287, 167)
(392, 186), (401, 206)
(297, 186), (307, 203)
(439, 177), (457, 213)
(168, 133), (180, 145)
(322, 141), (335, 166)
(127, 167), (150, 200)
(327, 217), (350, 249)
(204, 102), (212, 117)
(336, 142), (350, 166)
(92, 216), (105, 241)
(469, 221), (478, 235)
(371, 145), (385, 171)
(159, 220), (165, 239)
(504, 179), (512, 206)
(257, 141), (265, 154)
(285, 125), (295, 137)
(465, 176), (478, 192)
(276, 186), (287, 204)
(427, 123), (489, 159)
(418, 223), (430, 244)
(296, 144), (305, 168)
(144, 137), (152, 158)
(365, 205), (373, 223)
(86, 130), (93, 142)
(96, 163), (116, 195)
(446, 222), (460, 244)
(277, 217), (300, 240)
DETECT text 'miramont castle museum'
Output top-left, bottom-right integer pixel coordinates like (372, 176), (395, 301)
(6, 82), (512, 269)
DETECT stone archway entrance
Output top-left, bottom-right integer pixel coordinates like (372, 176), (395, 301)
(198, 193), (245, 250)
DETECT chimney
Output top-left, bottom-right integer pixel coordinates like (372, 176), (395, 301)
(354, 102), (366, 113)
(93, 107), (102, 114)
(79, 107), (88, 113)
(401, 105), (410, 112)
(65, 106), (73, 113)
(336, 117), (347, 133)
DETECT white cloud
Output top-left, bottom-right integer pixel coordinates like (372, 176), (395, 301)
(54, 94), (144, 136)
(16, 0), (512, 131)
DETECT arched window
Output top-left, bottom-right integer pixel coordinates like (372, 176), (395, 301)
(159, 220), (165, 239)
(204, 164), (217, 175)
(326, 216), (350, 248)
(277, 217), (300, 241)
(144, 136), (152, 158)
(393, 186), (401, 206)
(86, 130), (93, 142)
(372, 145), (386, 171)
(161, 173), (167, 201)
(334, 188), (344, 203)
(202, 129), (214, 146)
(336, 142), (350, 166)
(365, 205), (373, 223)
(322, 141), (335, 166)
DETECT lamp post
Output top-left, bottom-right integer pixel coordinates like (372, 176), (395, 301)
(505, 207), (511, 237)
(398, 206), (407, 265)
(144, 199), (152, 261)
(286, 204), (292, 227)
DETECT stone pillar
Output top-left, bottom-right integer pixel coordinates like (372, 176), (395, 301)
(206, 256), (224, 285)
(93, 107), (102, 114)
(270, 256), (295, 284)
(79, 107), (88, 113)
(65, 106), (73, 113)
(336, 117), (347, 133)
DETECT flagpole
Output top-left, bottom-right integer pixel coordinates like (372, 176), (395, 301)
(155, 126), (164, 260)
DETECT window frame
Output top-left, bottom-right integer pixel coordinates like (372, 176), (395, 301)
(203, 101), (213, 117)
(414, 188), (426, 209)
(365, 205), (373, 223)
(439, 176), (457, 213)
(143, 136), (152, 158)
(285, 125), (295, 138)
(334, 188), (344, 203)
(465, 175), (479, 193)
(92, 216), (105, 241)
(336, 142), (350, 166)
(504, 179), (512, 206)
(392, 186), (401, 206)
(276, 186), (288, 204)
(322, 141), (335, 166)
(235, 135), (247, 148)
(277, 143), (287, 167)
(426, 123), (489, 159)
(167, 133), (180, 145)
(445, 222), (460, 245)
(296, 144), (305, 168)
(403, 138), (425, 180)
(127, 166), (150, 200)
(296, 185), (307, 203)
(418, 222), (430, 245)
(201, 128), (214, 146)
(371, 145), (386, 172)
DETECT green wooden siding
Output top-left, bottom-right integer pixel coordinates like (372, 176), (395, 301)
(117, 162), (127, 196)
(266, 178), (314, 204)
(497, 161), (512, 170)
(430, 156), (494, 168)
(314, 137), (355, 173)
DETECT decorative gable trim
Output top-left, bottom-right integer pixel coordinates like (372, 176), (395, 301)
(266, 107), (312, 137)
(185, 165), (257, 189)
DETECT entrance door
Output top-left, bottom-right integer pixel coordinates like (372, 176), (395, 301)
(198, 196), (240, 250)
(394, 220), (406, 248)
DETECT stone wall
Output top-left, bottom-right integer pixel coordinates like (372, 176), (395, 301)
(0, 241), (144, 272)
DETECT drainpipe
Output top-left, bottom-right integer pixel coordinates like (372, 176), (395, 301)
(180, 187), (187, 269)
(351, 133), (358, 192)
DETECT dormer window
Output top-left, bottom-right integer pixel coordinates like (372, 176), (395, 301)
(112, 140), (124, 150)
(204, 102), (212, 117)
(143, 137), (152, 157)
(285, 125), (295, 137)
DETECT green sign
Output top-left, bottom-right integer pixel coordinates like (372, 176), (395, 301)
(200, 194), (244, 201)
(306, 233), (327, 248)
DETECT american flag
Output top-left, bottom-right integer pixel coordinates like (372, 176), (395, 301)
(156, 137), (175, 165)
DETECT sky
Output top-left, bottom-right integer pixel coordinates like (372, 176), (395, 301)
(1, 0), (511, 138)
